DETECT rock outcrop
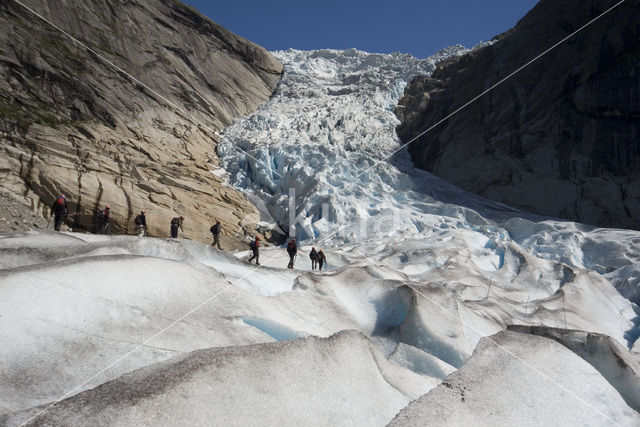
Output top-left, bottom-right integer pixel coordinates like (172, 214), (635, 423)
(396, 0), (640, 230)
(0, 0), (283, 240)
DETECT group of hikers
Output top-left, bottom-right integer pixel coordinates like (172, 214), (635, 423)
(246, 235), (327, 270)
(50, 194), (327, 271)
(284, 238), (327, 270)
(50, 194), (183, 238)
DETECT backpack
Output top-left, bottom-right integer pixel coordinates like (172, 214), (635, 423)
(97, 209), (105, 221)
(134, 214), (142, 225)
(56, 197), (65, 206)
(249, 240), (257, 251)
(171, 217), (178, 226)
(210, 225), (215, 234)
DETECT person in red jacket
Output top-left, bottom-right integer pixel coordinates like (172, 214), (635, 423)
(50, 194), (68, 231)
(248, 236), (260, 265)
(98, 205), (111, 234)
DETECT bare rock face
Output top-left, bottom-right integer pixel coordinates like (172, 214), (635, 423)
(0, 0), (283, 241)
(397, 0), (640, 230)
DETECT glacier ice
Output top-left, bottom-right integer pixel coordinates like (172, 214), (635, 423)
(3, 45), (640, 425)
(2, 230), (639, 424)
(390, 330), (640, 426)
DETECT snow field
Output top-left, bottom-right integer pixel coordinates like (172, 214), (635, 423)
(390, 331), (640, 426)
(0, 233), (446, 421)
(8, 331), (432, 427)
(3, 229), (639, 425)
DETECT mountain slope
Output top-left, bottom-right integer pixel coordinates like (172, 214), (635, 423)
(0, 0), (282, 240)
(396, 0), (640, 230)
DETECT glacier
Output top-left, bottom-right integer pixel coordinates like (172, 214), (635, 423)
(2, 47), (640, 425)
(218, 47), (640, 305)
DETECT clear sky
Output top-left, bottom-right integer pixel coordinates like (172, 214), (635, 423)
(184, 0), (540, 58)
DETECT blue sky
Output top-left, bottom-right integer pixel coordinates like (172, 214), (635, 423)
(185, 0), (540, 58)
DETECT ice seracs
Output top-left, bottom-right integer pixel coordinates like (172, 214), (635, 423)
(218, 47), (469, 242)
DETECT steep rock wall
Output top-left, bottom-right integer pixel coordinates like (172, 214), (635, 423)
(0, 0), (283, 240)
(397, 0), (640, 229)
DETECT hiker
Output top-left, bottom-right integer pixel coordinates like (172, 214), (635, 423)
(309, 247), (319, 270)
(318, 249), (327, 271)
(210, 220), (222, 249)
(170, 215), (184, 238)
(287, 238), (297, 269)
(98, 205), (111, 234)
(50, 194), (68, 231)
(134, 210), (147, 237)
(248, 236), (260, 265)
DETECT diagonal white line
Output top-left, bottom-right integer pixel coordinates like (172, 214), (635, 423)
(10, 0), (283, 179)
(18, 248), (280, 426)
(315, 0), (627, 247)
(356, 0), (627, 180)
(315, 0), (628, 302)
(5, 0), (629, 425)
(406, 283), (618, 425)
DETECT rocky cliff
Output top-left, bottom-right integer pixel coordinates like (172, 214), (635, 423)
(0, 0), (283, 241)
(397, 0), (640, 229)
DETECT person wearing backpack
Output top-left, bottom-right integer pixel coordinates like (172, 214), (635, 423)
(309, 247), (319, 270)
(50, 194), (68, 231)
(317, 249), (327, 271)
(210, 220), (222, 249)
(248, 236), (260, 265)
(287, 238), (297, 269)
(170, 215), (184, 238)
(98, 205), (111, 234)
(134, 210), (147, 237)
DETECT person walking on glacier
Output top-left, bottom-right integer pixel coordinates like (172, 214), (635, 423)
(170, 215), (184, 238)
(97, 205), (111, 234)
(134, 210), (147, 237)
(287, 238), (297, 269)
(210, 220), (222, 249)
(317, 249), (327, 271)
(50, 194), (68, 232)
(248, 236), (260, 265)
(309, 247), (319, 270)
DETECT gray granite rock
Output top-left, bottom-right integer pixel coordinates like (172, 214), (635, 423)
(397, 0), (640, 230)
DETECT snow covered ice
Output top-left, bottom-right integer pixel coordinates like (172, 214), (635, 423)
(390, 330), (640, 426)
(3, 47), (640, 425)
